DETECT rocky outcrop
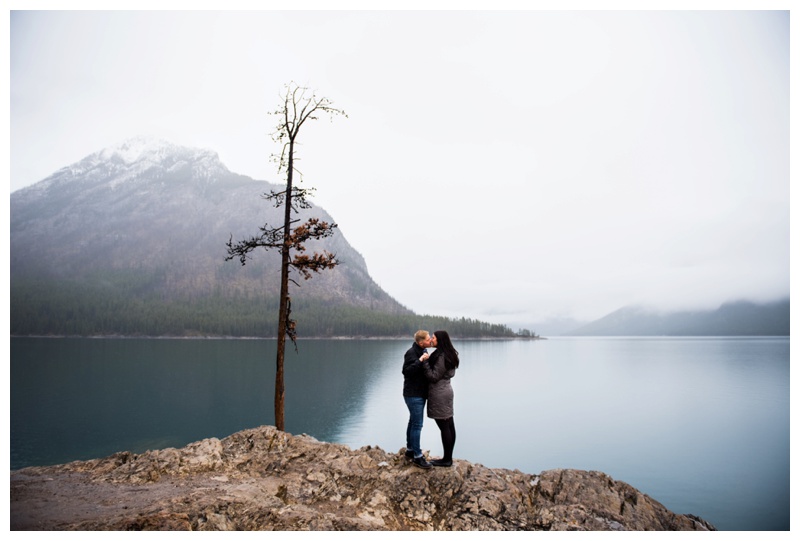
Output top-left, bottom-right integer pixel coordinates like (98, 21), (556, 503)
(10, 425), (714, 531)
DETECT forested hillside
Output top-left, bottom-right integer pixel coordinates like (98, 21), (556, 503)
(10, 138), (518, 338)
(10, 276), (515, 337)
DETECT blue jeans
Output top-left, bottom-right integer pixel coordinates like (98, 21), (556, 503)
(404, 396), (426, 458)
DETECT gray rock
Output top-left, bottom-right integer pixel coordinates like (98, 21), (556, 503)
(10, 425), (715, 531)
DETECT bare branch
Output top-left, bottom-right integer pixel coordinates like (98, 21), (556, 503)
(225, 81), (346, 431)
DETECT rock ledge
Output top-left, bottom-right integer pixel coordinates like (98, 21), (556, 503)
(10, 425), (715, 531)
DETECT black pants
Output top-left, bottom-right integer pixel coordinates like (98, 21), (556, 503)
(435, 417), (456, 461)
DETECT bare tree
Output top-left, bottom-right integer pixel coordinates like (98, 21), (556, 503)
(226, 83), (346, 431)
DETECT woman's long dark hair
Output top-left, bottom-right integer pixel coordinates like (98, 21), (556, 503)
(433, 330), (459, 370)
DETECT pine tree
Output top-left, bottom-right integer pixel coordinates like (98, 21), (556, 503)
(226, 83), (346, 431)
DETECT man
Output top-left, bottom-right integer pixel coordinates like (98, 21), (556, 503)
(403, 330), (433, 469)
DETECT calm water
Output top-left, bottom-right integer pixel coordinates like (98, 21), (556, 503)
(10, 336), (789, 530)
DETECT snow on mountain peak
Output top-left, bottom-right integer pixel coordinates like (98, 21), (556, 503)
(93, 136), (227, 177)
(100, 136), (184, 164)
(18, 137), (230, 196)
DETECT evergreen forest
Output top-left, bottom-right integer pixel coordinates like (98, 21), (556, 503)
(11, 275), (520, 339)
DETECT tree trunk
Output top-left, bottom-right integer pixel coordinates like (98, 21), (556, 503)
(274, 138), (295, 432)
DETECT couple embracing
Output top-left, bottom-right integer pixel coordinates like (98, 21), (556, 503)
(402, 329), (460, 469)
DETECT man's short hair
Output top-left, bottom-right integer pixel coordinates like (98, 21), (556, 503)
(414, 330), (429, 344)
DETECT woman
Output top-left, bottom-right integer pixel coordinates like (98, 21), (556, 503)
(422, 330), (459, 467)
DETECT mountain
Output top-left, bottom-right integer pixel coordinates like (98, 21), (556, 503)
(11, 137), (390, 303)
(11, 137), (513, 338)
(567, 299), (790, 336)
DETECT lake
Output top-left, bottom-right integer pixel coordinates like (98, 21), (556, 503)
(10, 336), (789, 531)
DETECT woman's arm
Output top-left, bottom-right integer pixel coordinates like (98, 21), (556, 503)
(423, 353), (447, 383)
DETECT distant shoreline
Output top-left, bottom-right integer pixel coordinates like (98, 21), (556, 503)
(12, 334), (791, 340)
(10, 334), (548, 341)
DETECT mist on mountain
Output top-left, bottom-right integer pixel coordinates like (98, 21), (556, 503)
(10, 138), (428, 337)
(11, 137), (787, 338)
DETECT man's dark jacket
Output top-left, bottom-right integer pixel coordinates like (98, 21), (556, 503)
(402, 342), (429, 398)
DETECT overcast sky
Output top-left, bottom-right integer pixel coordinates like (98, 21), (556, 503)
(7, 3), (792, 325)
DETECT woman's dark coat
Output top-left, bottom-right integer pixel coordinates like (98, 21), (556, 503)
(423, 350), (456, 419)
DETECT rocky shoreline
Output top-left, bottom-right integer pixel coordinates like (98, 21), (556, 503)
(10, 334), (545, 341)
(10, 425), (714, 531)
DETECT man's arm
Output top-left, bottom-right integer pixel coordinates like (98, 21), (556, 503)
(402, 347), (425, 376)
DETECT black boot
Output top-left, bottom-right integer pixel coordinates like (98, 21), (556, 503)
(412, 456), (432, 469)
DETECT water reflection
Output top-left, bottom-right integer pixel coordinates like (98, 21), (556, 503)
(10, 336), (789, 530)
(283, 339), (407, 442)
(10, 337), (411, 468)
